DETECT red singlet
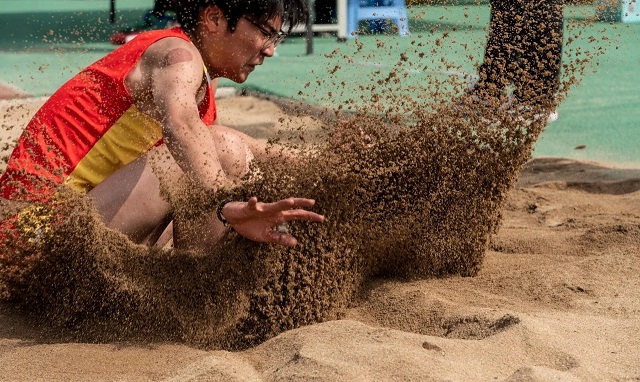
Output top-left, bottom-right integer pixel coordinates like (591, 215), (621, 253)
(0, 27), (217, 202)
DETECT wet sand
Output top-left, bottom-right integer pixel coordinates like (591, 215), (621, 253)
(0, 95), (638, 381)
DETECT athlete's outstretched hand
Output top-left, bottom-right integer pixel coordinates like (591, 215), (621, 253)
(220, 197), (324, 247)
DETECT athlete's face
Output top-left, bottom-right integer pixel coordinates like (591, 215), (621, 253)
(201, 7), (284, 83)
(227, 15), (284, 83)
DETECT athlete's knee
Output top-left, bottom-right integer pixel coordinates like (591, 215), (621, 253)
(213, 127), (253, 181)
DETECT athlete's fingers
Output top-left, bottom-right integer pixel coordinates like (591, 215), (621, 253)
(281, 209), (324, 223)
(259, 198), (316, 213)
(246, 196), (259, 211)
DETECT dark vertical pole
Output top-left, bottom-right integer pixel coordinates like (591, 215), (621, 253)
(110, 0), (116, 23)
(306, 0), (314, 55)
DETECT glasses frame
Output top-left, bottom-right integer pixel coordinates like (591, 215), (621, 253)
(242, 16), (287, 48)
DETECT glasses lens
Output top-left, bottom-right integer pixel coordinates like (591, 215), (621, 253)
(272, 32), (286, 47)
(244, 16), (286, 48)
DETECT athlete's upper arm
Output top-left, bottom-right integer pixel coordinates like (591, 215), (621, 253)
(132, 38), (226, 191)
(141, 39), (204, 131)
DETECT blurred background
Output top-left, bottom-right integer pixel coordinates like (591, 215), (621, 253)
(0, 0), (638, 166)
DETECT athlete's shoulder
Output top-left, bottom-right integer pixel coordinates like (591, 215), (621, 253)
(141, 34), (201, 70)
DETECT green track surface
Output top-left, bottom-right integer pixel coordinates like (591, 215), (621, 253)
(0, 1), (638, 166)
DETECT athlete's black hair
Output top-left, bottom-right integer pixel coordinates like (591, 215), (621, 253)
(175, 0), (308, 33)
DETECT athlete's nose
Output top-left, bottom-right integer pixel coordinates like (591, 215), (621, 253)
(261, 42), (276, 57)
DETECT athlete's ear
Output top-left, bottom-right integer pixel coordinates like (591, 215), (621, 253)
(203, 5), (224, 32)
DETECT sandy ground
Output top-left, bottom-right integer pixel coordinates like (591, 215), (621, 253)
(0, 95), (638, 381)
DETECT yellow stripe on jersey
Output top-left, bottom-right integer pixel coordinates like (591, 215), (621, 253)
(65, 105), (163, 193)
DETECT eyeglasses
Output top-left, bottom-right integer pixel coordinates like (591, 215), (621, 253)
(242, 16), (287, 48)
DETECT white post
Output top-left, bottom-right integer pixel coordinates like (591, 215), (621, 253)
(337, 0), (348, 40)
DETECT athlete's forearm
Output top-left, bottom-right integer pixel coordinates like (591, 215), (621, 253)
(163, 114), (230, 192)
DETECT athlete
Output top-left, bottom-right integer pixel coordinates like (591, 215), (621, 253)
(0, 0), (323, 251)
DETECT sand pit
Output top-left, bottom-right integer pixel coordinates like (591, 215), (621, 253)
(0, 94), (638, 381)
(0, 0), (637, 378)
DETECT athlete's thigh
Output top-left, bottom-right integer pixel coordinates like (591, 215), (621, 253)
(87, 144), (179, 245)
